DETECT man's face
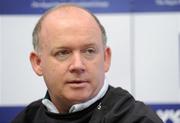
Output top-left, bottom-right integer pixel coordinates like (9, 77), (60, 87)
(31, 9), (111, 106)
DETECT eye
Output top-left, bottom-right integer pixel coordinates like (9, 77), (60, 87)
(82, 47), (97, 59)
(85, 48), (96, 54)
(55, 49), (71, 60)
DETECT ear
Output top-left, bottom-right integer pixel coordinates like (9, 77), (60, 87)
(104, 47), (111, 72)
(29, 52), (43, 76)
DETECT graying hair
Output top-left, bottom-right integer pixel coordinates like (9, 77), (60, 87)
(32, 4), (107, 51)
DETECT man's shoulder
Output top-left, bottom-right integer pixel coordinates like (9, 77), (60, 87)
(105, 85), (134, 103)
(108, 86), (130, 95)
(27, 98), (42, 106)
(100, 85), (163, 123)
(21, 99), (43, 113)
(12, 99), (43, 123)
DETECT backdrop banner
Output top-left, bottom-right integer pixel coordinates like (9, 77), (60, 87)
(1, 0), (180, 14)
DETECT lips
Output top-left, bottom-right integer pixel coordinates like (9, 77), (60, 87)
(67, 80), (88, 84)
(66, 80), (89, 87)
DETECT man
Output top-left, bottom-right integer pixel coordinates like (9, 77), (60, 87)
(12, 4), (163, 123)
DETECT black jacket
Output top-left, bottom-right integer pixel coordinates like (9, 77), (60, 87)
(12, 86), (163, 123)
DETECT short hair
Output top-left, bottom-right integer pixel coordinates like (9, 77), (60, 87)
(32, 4), (107, 52)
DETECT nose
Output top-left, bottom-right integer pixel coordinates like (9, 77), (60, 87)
(69, 52), (85, 74)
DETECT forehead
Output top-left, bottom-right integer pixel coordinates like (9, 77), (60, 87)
(41, 6), (100, 31)
(38, 6), (103, 50)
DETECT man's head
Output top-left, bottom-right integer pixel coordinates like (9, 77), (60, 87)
(30, 4), (111, 112)
(32, 4), (107, 52)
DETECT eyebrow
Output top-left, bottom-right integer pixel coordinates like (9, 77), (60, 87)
(81, 43), (97, 48)
(54, 42), (97, 49)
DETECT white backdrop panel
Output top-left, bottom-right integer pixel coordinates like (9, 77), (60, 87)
(134, 13), (180, 103)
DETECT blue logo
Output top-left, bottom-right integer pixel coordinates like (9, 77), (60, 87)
(150, 104), (180, 123)
(157, 109), (180, 123)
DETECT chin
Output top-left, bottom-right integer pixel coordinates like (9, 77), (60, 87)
(67, 93), (92, 104)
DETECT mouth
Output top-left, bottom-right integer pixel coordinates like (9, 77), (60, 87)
(66, 80), (89, 88)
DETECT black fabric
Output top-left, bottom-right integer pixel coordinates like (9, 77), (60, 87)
(12, 86), (163, 123)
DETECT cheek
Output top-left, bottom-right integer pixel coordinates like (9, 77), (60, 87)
(43, 65), (65, 81)
(41, 56), (65, 75)
(41, 59), (66, 87)
(88, 58), (105, 95)
(88, 56), (105, 79)
(43, 66), (66, 97)
(95, 55), (105, 70)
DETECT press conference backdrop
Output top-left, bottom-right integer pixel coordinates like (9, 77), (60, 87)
(0, 0), (180, 123)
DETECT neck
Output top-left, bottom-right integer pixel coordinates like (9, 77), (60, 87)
(52, 97), (72, 113)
